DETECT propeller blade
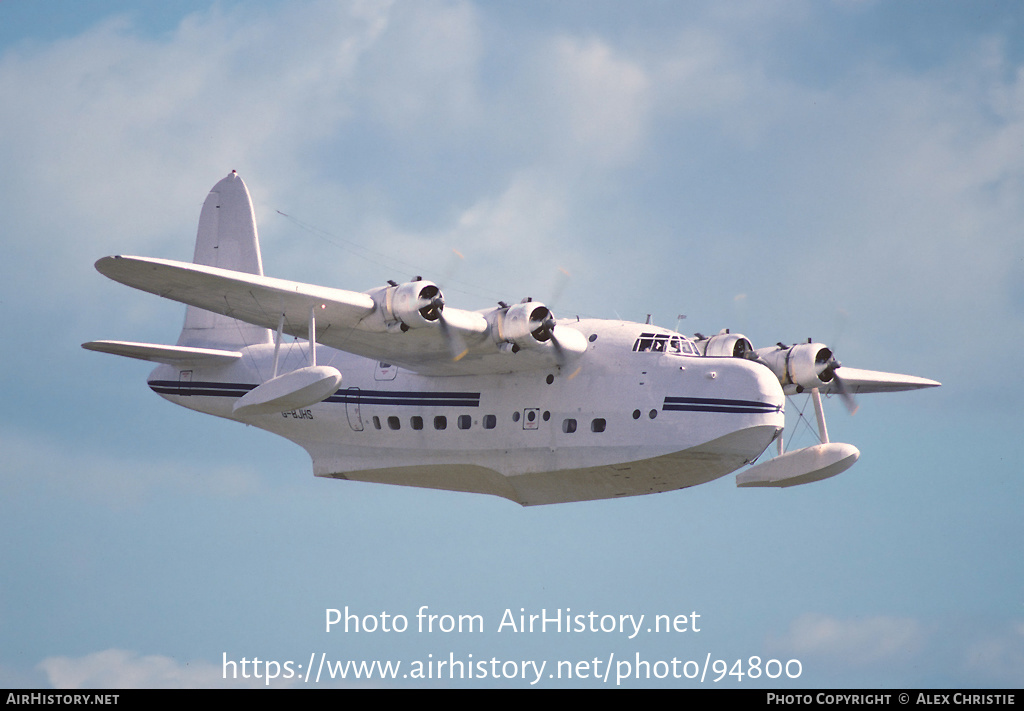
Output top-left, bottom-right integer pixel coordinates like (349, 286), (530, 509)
(548, 266), (571, 306)
(820, 352), (858, 415)
(549, 329), (567, 367)
(542, 316), (571, 368)
(832, 369), (859, 415)
(438, 311), (468, 362)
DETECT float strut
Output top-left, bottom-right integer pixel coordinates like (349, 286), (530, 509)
(811, 387), (829, 444)
(308, 306), (317, 367)
(272, 312), (285, 379)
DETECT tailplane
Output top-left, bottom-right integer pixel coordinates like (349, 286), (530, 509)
(83, 171), (272, 366)
(177, 171), (272, 349)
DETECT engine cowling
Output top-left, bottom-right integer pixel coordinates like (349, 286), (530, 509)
(756, 342), (836, 392)
(695, 330), (754, 358)
(496, 301), (556, 348)
(386, 280), (444, 330)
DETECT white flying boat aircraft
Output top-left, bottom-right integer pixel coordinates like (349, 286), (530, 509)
(84, 172), (939, 505)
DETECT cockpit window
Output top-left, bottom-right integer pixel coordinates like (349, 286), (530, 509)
(632, 332), (699, 356)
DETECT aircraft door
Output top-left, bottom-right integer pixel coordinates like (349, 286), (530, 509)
(345, 387), (364, 431)
(178, 370), (192, 396)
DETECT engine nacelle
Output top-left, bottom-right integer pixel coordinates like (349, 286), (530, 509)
(756, 342), (836, 392)
(494, 301), (555, 349)
(695, 330), (754, 358)
(385, 280), (444, 330)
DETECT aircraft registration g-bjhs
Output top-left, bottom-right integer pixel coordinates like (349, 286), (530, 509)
(84, 172), (939, 506)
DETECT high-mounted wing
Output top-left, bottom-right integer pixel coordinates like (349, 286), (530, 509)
(94, 255), (586, 375)
(96, 254), (378, 335)
(745, 340), (940, 396)
(813, 367), (940, 395)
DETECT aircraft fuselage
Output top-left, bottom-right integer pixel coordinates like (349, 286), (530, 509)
(148, 318), (785, 505)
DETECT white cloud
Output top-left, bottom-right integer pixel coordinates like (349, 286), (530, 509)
(39, 649), (244, 689)
(771, 612), (926, 667)
(649, 28), (760, 137)
(353, 0), (482, 135)
(770, 615), (1024, 686)
(451, 171), (567, 254)
(963, 620), (1024, 686)
(538, 35), (652, 168)
(0, 1), (391, 285)
(318, 169), (578, 308)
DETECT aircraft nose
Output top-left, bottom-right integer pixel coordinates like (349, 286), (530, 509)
(725, 356), (786, 419)
(750, 358), (785, 411)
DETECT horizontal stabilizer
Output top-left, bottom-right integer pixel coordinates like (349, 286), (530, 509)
(232, 365), (343, 418)
(82, 340), (242, 365)
(736, 442), (859, 488)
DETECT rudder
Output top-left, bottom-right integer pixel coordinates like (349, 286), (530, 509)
(177, 171), (273, 349)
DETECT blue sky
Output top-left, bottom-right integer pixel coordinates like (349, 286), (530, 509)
(1, 0), (1021, 688)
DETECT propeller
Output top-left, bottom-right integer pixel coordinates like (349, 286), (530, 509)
(416, 283), (443, 321)
(548, 266), (572, 307)
(438, 310), (469, 361)
(817, 348), (859, 415)
(538, 266), (576, 368)
(821, 308), (856, 413)
(527, 305), (569, 367)
(415, 284), (468, 361)
(500, 266), (580, 371)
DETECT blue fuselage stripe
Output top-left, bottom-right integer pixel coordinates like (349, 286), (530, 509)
(148, 381), (480, 406)
(149, 382), (774, 414)
(662, 396), (780, 414)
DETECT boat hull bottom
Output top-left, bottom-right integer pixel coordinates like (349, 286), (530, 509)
(315, 425), (779, 506)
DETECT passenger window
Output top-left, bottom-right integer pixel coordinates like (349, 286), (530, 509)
(562, 419), (577, 434)
(387, 416), (400, 430)
(458, 414), (472, 430)
(483, 414), (496, 429)
(591, 418), (606, 433)
(372, 416), (381, 430)
(433, 416), (447, 430)
(411, 416), (423, 430)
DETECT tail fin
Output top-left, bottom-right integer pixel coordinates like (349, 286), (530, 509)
(177, 171), (273, 349)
